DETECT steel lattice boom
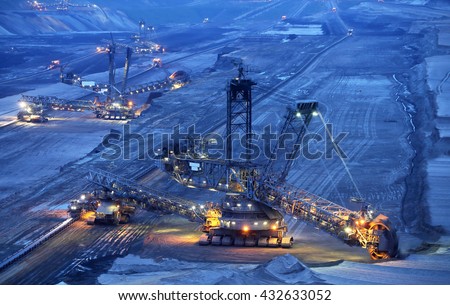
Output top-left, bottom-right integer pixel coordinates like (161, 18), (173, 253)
(87, 168), (204, 221)
(264, 101), (318, 182)
(256, 180), (399, 259)
(19, 94), (95, 111)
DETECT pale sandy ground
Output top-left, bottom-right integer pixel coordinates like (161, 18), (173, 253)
(438, 29), (450, 47)
(97, 249), (450, 285)
(424, 55), (450, 234)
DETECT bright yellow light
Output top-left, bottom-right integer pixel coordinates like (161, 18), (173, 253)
(242, 225), (249, 232)
(153, 228), (181, 233)
(172, 83), (183, 90)
(271, 225), (277, 230)
(344, 227), (352, 234)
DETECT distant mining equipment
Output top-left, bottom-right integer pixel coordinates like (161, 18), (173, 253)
(130, 20), (164, 54)
(17, 100), (48, 123)
(126, 69), (190, 96)
(24, 31), (167, 123)
(169, 70), (190, 90)
(16, 36), (140, 122)
(98, 36), (139, 120)
(28, 0), (91, 12)
(16, 94), (138, 122)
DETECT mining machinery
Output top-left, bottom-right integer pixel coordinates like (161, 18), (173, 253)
(16, 37), (141, 123)
(95, 102), (137, 120)
(82, 169), (290, 246)
(29, 0), (89, 11)
(199, 193), (293, 248)
(257, 180), (398, 259)
(80, 68), (295, 249)
(125, 70), (190, 96)
(159, 66), (297, 248)
(17, 100), (48, 123)
(59, 63), (81, 86)
(68, 191), (135, 225)
(19, 94), (95, 111)
(81, 169), (204, 223)
(83, 156), (397, 258)
(16, 94), (96, 123)
(17, 94), (137, 121)
(153, 58), (162, 68)
(106, 34), (117, 99)
(100, 34), (139, 120)
(78, 67), (398, 259)
(17, 94), (94, 122)
(16, 43), (139, 121)
(130, 20), (163, 54)
(159, 67), (399, 259)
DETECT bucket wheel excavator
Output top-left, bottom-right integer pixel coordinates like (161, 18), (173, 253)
(82, 67), (398, 260)
(159, 66), (398, 259)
